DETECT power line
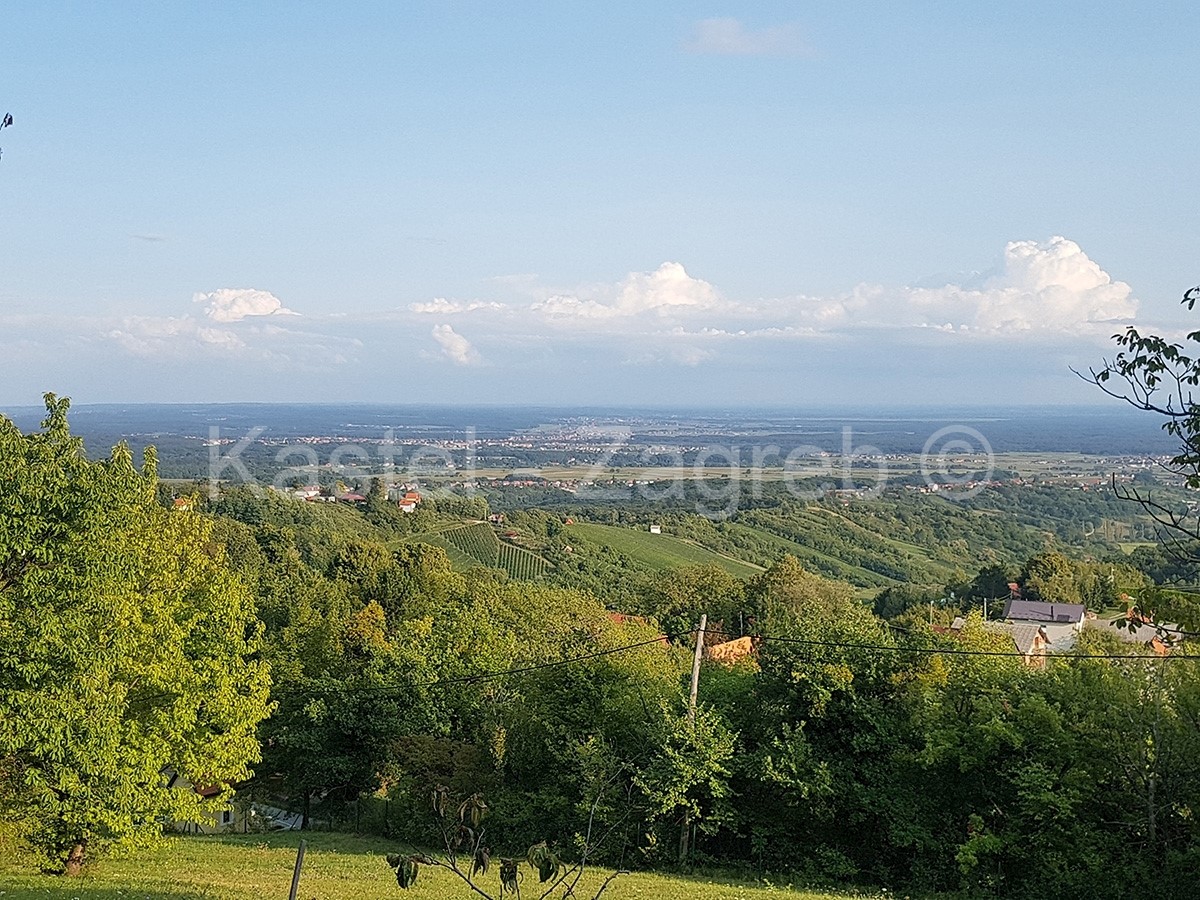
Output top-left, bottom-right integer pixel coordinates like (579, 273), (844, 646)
(274, 622), (1200, 702)
(703, 626), (1200, 661)
(274, 633), (679, 697)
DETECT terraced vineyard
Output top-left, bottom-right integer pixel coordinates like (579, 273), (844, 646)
(410, 522), (552, 580)
(413, 534), (479, 570)
(497, 541), (551, 578)
(718, 520), (897, 588)
(445, 522), (500, 566)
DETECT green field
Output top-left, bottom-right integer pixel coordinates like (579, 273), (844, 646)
(1119, 541), (1157, 554)
(0, 831), (880, 900)
(566, 523), (763, 579)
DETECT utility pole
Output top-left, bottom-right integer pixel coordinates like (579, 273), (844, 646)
(680, 614), (707, 865)
(688, 614), (706, 724)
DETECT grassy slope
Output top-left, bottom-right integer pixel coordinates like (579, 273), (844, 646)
(721, 522), (895, 588)
(809, 508), (958, 580)
(0, 831), (880, 900)
(567, 523), (762, 579)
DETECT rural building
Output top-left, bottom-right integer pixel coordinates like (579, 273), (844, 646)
(166, 771), (307, 833)
(1001, 599), (1087, 631)
(386, 486), (422, 509)
(1087, 615), (1178, 655)
(649, 524), (662, 534)
(165, 770), (243, 834)
(988, 622), (1051, 669)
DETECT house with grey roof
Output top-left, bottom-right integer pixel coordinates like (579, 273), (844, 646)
(1001, 599), (1087, 631)
(987, 621), (1051, 669)
(1087, 615), (1178, 656)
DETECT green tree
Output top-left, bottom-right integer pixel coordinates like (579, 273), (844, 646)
(1021, 551), (1083, 606)
(1083, 287), (1200, 534)
(633, 704), (736, 862)
(0, 396), (271, 874)
(641, 564), (743, 639)
(1081, 285), (1200, 630)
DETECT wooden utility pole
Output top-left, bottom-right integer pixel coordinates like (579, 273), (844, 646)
(688, 614), (706, 723)
(680, 614), (707, 865)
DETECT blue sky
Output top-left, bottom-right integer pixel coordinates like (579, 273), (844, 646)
(2, 2), (1198, 406)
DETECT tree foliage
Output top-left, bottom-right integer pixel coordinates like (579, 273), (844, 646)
(1078, 282), (1200, 631)
(0, 396), (271, 873)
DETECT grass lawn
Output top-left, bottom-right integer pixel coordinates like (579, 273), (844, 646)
(0, 831), (885, 900)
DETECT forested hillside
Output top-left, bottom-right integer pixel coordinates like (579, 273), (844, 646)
(5, 404), (1200, 898)
(203, 491), (1200, 897)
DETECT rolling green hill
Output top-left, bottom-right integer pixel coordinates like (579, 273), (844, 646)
(717, 521), (897, 588)
(565, 522), (763, 579)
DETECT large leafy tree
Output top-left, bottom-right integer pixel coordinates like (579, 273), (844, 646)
(736, 558), (910, 881)
(0, 396), (271, 873)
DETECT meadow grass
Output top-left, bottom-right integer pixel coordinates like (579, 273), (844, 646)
(0, 830), (889, 900)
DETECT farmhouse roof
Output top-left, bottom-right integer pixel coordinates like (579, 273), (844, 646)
(1150, 636), (1171, 655)
(988, 621), (1049, 657)
(1002, 599), (1086, 624)
(1089, 617), (1178, 653)
(1010, 623), (1046, 656)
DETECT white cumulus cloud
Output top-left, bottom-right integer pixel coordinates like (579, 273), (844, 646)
(533, 262), (722, 321)
(431, 324), (481, 366)
(194, 288), (299, 323)
(899, 236), (1137, 334)
(617, 261), (722, 314)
